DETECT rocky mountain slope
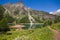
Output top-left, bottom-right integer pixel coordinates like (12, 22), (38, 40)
(2, 2), (60, 23)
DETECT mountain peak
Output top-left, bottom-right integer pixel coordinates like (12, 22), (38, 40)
(56, 9), (60, 12)
(49, 9), (60, 16)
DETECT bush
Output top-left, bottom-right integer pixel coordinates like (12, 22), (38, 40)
(5, 13), (15, 23)
(0, 5), (5, 20)
(0, 17), (10, 32)
(17, 16), (30, 23)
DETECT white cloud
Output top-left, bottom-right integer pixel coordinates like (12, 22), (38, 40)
(49, 12), (53, 14)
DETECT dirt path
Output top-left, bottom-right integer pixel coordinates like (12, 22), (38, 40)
(48, 27), (60, 40)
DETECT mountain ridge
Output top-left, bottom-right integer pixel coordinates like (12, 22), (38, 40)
(2, 2), (60, 23)
(50, 9), (60, 16)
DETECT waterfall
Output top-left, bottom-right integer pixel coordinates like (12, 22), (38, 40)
(4, 6), (36, 29)
(25, 8), (35, 29)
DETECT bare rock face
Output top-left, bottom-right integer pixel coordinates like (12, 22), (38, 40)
(10, 24), (24, 29)
(3, 2), (26, 15)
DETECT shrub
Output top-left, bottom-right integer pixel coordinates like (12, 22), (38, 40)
(0, 17), (10, 32)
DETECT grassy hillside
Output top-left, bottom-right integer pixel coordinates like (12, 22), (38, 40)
(0, 27), (53, 40)
(51, 22), (60, 31)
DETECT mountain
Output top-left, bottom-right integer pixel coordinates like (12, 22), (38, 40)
(2, 2), (60, 24)
(50, 9), (60, 16)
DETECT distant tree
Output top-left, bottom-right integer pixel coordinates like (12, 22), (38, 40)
(5, 13), (15, 23)
(43, 20), (52, 26)
(54, 17), (60, 23)
(0, 5), (10, 32)
(14, 9), (19, 15)
(48, 20), (52, 26)
(0, 5), (5, 20)
(19, 16), (30, 23)
(0, 17), (10, 32)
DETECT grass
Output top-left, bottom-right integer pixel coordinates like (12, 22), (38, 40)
(0, 27), (53, 40)
(51, 22), (60, 31)
(24, 27), (53, 40)
(0, 30), (31, 40)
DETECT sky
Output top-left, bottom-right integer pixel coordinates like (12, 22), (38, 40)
(0, 0), (60, 12)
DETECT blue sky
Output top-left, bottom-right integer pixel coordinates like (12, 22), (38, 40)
(0, 0), (60, 12)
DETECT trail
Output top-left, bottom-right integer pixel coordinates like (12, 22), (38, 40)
(48, 27), (60, 40)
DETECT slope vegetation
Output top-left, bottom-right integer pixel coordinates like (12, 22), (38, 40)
(51, 22), (60, 31)
(0, 27), (53, 40)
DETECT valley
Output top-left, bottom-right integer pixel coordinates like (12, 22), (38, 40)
(0, 1), (60, 40)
